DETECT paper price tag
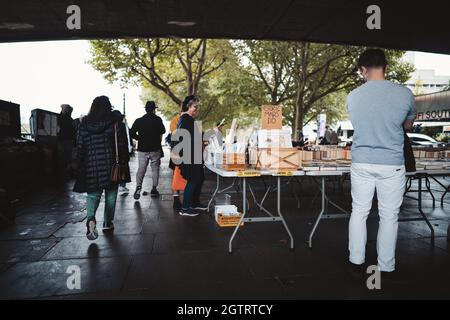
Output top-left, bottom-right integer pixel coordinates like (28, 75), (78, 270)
(237, 171), (261, 177)
(274, 171), (294, 176)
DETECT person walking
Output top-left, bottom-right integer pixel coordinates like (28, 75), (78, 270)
(130, 101), (166, 200)
(323, 125), (332, 145)
(119, 116), (133, 195)
(73, 96), (131, 240)
(177, 95), (207, 217)
(57, 104), (76, 181)
(169, 112), (185, 209)
(347, 49), (415, 277)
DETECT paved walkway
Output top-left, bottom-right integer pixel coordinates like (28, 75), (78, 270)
(1, 149), (450, 299)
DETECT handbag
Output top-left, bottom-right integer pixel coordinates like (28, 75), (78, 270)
(172, 166), (187, 191)
(404, 132), (416, 172)
(111, 123), (131, 183)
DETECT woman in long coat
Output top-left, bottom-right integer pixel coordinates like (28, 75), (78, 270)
(74, 96), (130, 240)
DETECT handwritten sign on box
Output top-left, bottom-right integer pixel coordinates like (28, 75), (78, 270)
(261, 105), (282, 130)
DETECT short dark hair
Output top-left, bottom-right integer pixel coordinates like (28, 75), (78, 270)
(357, 49), (387, 70)
(181, 95), (198, 112)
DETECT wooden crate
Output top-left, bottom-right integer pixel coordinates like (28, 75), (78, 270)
(217, 213), (244, 227)
(250, 148), (302, 170)
(222, 153), (246, 171)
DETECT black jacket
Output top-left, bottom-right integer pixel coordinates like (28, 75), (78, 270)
(73, 111), (130, 193)
(57, 114), (76, 142)
(130, 113), (166, 152)
(178, 113), (204, 183)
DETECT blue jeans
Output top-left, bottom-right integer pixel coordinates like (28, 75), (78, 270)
(86, 186), (118, 223)
(182, 179), (204, 209)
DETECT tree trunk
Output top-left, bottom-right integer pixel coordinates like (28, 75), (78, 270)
(293, 100), (304, 141)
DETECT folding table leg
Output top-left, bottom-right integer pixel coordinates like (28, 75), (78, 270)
(229, 177), (246, 253)
(309, 177), (326, 248)
(277, 176), (294, 250)
(418, 177), (435, 245)
(207, 174), (220, 211)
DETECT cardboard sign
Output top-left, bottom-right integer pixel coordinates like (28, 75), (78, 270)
(261, 105), (282, 130)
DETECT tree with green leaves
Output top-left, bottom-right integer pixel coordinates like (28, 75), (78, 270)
(89, 38), (258, 128)
(90, 38), (229, 106)
(235, 41), (414, 140)
(90, 38), (414, 136)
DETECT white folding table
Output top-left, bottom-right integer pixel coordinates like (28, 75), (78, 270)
(206, 164), (304, 253)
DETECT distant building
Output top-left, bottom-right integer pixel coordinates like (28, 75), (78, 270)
(404, 52), (450, 94)
(405, 69), (450, 95)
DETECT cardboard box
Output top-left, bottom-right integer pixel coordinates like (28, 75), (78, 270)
(249, 147), (302, 170)
(217, 213), (244, 227)
(261, 105), (282, 130)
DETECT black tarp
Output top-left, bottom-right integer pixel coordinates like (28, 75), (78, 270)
(0, 0), (449, 54)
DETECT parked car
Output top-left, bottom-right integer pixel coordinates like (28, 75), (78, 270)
(407, 133), (446, 148)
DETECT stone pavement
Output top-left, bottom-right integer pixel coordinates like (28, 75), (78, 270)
(1, 148), (450, 299)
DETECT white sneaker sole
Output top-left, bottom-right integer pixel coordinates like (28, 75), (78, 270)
(178, 211), (199, 217)
(192, 207), (208, 211)
(87, 221), (98, 240)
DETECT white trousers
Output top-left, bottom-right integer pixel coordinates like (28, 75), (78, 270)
(349, 163), (406, 272)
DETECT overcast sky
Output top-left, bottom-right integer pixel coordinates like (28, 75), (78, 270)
(1, 40), (450, 129)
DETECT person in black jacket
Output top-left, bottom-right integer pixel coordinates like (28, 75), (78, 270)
(73, 96), (130, 240)
(177, 95), (207, 217)
(57, 104), (76, 181)
(130, 101), (166, 200)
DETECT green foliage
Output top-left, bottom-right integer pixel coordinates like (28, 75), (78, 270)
(436, 133), (450, 143)
(421, 126), (441, 138)
(89, 39), (414, 136)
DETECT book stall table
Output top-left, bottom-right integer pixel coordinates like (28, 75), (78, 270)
(307, 166), (450, 248)
(404, 168), (450, 244)
(305, 169), (351, 248)
(206, 164), (304, 253)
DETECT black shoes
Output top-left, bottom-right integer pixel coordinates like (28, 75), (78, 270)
(86, 217), (98, 241)
(133, 186), (142, 200)
(150, 187), (160, 198)
(348, 262), (366, 280)
(173, 196), (182, 209)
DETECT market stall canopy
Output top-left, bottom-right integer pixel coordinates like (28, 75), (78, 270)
(415, 90), (450, 122)
(0, 0), (449, 54)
